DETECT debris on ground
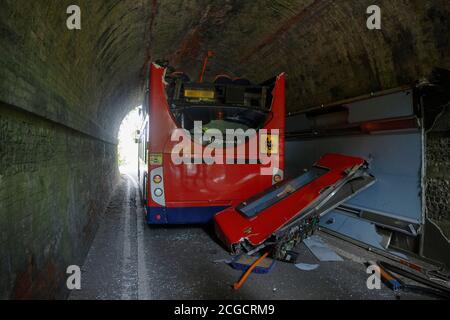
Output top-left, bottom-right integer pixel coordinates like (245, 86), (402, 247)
(230, 254), (276, 274)
(295, 263), (320, 271)
(233, 253), (270, 290)
(303, 235), (344, 262)
(213, 258), (233, 264)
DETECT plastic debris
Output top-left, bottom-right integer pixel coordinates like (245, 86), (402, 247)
(230, 254), (276, 274)
(303, 235), (343, 262)
(295, 263), (320, 271)
(213, 259), (233, 264)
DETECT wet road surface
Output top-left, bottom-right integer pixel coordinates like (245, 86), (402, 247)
(69, 174), (428, 300)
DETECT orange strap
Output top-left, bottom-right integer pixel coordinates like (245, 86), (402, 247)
(233, 252), (269, 290)
(379, 265), (396, 282)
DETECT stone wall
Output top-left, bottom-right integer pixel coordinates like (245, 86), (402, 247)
(426, 107), (450, 239)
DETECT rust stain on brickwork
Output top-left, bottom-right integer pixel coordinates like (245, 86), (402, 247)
(170, 3), (236, 68)
(239, 0), (332, 64)
(12, 256), (62, 300)
(142, 0), (159, 78)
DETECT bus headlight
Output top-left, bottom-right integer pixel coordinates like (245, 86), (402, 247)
(150, 167), (166, 206)
(153, 175), (162, 184)
(154, 188), (164, 197)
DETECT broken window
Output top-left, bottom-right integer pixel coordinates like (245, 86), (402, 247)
(237, 166), (330, 218)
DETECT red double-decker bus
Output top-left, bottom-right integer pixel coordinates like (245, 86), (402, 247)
(138, 63), (285, 224)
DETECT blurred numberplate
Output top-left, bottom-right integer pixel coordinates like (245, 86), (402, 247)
(149, 153), (163, 165)
(260, 134), (279, 155)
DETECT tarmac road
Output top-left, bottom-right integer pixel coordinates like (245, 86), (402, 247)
(69, 173), (431, 300)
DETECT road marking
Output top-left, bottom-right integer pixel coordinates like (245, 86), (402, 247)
(127, 174), (151, 300)
(121, 178), (133, 300)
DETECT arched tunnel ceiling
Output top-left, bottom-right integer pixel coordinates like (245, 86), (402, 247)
(1, 0), (449, 142)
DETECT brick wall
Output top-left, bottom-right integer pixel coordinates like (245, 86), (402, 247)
(0, 0), (151, 298)
(0, 103), (118, 299)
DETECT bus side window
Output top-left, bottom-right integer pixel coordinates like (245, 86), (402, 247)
(138, 135), (142, 160)
(145, 141), (148, 164)
(144, 124), (149, 164)
(138, 139), (141, 160)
